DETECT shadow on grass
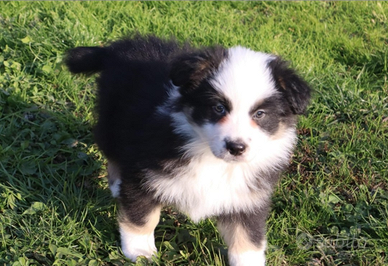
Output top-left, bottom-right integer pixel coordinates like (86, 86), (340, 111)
(0, 85), (128, 264)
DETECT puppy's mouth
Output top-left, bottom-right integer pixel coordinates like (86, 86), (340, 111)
(222, 154), (248, 163)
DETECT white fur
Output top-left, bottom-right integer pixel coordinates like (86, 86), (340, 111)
(145, 123), (295, 222)
(119, 225), (157, 261)
(156, 82), (180, 117)
(228, 249), (266, 266)
(119, 46), (299, 263)
(218, 224), (267, 266)
(145, 154), (271, 222)
(145, 126), (294, 222)
(169, 46), (294, 165)
(107, 162), (121, 198)
(109, 179), (121, 198)
(154, 47), (297, 222)
(211, 46), (277, 107)
(206, 47), (280, 163)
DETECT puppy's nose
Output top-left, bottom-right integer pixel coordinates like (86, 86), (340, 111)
(225, 140), (246, 156)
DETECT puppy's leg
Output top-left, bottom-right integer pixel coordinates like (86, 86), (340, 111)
(217, 210), (268, 266)
(107, 161), (161, 261)
(119, 204), (161, 261)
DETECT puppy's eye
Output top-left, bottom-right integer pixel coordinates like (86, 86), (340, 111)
(254, 110), (265, 118)
(213, 104), (226, 115)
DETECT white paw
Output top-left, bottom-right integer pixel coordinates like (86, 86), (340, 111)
(120, 226), (157, 262)
(228, 249), (266, 266)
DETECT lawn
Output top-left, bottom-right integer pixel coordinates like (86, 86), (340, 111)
(0, 1), (387, 265)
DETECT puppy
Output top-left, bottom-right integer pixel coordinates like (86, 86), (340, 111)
(66, 35), (311, 265)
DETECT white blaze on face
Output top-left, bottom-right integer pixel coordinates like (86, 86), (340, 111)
(204, 46), (279, 162)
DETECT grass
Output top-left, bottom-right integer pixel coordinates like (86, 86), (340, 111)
(0, 1), (387, 265)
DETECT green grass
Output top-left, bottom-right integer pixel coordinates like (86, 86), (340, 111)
(0, 1), (387, 265)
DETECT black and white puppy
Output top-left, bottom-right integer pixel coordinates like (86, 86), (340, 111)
(66, 35), (311, 265)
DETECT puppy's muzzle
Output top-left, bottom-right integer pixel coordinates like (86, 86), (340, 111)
(225, 139), (247, 156)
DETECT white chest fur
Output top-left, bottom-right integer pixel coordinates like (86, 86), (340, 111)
(145, 155), (272, 222)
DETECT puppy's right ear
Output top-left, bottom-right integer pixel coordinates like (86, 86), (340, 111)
(170, 46), (227, 91)
(65, 47), (107, 74)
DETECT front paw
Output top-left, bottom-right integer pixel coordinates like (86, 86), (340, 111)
(228, 250), (266, 266)
(120, 227), (157, 262)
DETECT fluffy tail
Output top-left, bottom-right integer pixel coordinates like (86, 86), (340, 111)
(65, 46), (106, 74)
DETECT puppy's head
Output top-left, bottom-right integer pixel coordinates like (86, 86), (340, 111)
(170, 46), (311, 164)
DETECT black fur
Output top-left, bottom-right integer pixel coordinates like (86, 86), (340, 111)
(217, 204), (270, 247)
(66, 36), (194, 224)
(119, 178), (160, 226)
(249, 95), (298, 135)
(176, 81), (234, 126)
(65, 35), (312, 263)
(170, 46), (227, 91)
(268, 57), (311, 115)
(65, 46), (106, 74)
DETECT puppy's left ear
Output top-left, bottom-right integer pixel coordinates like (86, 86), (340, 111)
(268, 57), (312, 115)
